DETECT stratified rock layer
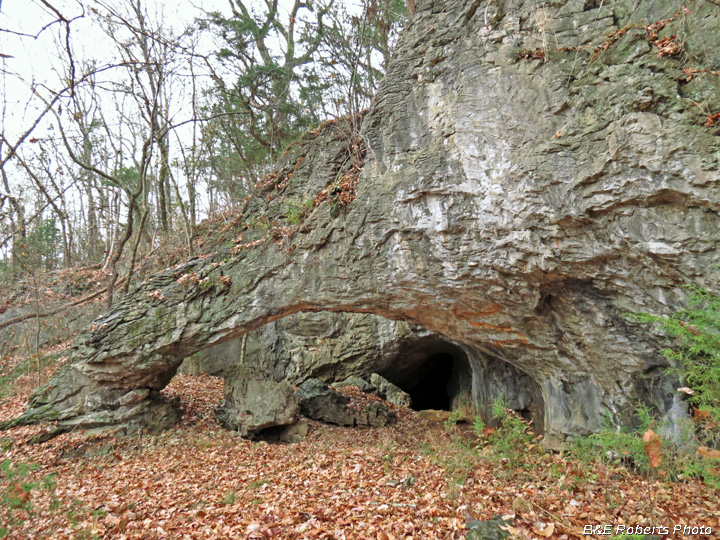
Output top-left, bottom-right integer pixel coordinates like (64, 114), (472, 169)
(5, 0), (719, 442)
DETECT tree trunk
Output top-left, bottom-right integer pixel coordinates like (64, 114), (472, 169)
(157, 133), (170, 233)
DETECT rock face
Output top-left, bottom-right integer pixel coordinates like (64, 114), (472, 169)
(369, 374), (412, 408)
(5, 0), (719, 442)
(182, 313), (480, 419)
(181, 312), (435, 383)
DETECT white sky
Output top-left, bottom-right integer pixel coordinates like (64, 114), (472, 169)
(0, 0), (245, 246)
(1, 0), (232, 141)
(0, 0), (365, 141)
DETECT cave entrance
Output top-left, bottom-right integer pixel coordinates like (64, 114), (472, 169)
(403, 353), (454, 411)
(379, 339), (472, 413)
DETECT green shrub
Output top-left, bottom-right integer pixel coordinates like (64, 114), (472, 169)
(472, 416), (486, 437)
(629, 286), (720, 427)
(483, 396), (535, 470)
(570, 404), (720, 487)
(570, 406), (652, 474)
(285, 196), (313, 224)
(629, 287), (720, 447)
(443, 409), (464, 429)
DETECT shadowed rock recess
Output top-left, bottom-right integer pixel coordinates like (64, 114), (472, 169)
(4, 0), (720, 443)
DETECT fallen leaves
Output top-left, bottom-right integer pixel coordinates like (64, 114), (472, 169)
(175, 272), (200, 286)
(592, 24), (633, 60)
(705, 113), (720, 127)
(697, 446), (720, 460)
(642, 429), (663, 468)
(592, 10), (687, 61)
(9, 482), (30, 504)
(682, 67), (720, 83)
(533, 521), (555, 537)
(231, 237), (267, 253)
(146, 289), (165, 301)
(644, 11), (682, 42)
(0, 374), (718, 539)
(652, 35), (682, 57)
(516, 48), (547, 62)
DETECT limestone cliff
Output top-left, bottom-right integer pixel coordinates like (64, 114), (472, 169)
(4, 0), (719, 443)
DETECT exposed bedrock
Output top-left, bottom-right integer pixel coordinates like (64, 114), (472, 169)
(181, 312), (436, 382)
(4, 0), (719, 443)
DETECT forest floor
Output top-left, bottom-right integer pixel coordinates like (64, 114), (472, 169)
(0, 368), (718, 540)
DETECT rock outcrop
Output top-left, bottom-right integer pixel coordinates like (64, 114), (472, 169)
(369, 374), (412, 408)
(331, 375), (376, 394)
(4, 0), (719, 443)
(181, 313), (458, 412)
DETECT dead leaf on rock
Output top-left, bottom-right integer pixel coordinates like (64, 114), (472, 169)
(706, 112), (720, 127)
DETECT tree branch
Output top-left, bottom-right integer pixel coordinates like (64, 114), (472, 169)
(0, 275), (128, 331)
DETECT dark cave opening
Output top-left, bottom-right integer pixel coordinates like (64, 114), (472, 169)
(379, 340), (472, 413)
(405, 353), (454, 411)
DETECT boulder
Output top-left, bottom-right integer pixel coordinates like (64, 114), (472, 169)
(295, 378), (395, 427)
(370, 373), (412, 408)
(352, 402), (397, 428)
(330, 375), (375, 393)
(296, 378), (354, 426)
(417, 410), (452, 423)
(213, 365), (298, 437)
(465, 516), (513, 540)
